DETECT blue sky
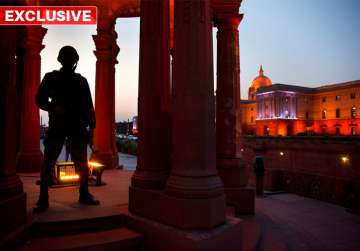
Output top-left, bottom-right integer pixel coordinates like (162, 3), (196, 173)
(40, 0), (360, 123)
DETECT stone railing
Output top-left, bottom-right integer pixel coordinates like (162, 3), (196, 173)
(242, 136), (360, 212)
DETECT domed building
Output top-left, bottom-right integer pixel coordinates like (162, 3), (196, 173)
(248, 65), (272, 100)
(240, 65), (360, 136)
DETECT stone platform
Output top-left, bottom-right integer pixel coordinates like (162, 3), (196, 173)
(16, 161), (360, 251)
(17, 168), (260, 251)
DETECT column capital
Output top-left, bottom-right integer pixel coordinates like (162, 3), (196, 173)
(93, 14), (117, 50)
(214, 13), (244, 30)
(92, 33), (115, 50)
(92, 31), (119, 63)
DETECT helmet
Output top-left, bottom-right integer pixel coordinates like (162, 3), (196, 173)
(57, 46), (79, 65)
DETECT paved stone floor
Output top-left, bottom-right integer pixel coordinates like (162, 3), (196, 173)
(19, 150), (360, 250)
(19, 151), (136, 218)
(255, 194), (360, 251)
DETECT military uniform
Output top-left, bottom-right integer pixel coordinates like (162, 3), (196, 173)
(36, 68), (95, 182)
(34, 56), (99, 212)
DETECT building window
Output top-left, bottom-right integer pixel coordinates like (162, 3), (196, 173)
(336, 108), (341, 118)
(304, 97), (308, 103)
(305, 111), (309, 120)
(285, 110), (289, 118)
(250, 107), (253, 111)
(264, 126), (270, 136)
(350, 93), (356, 99)
(335, 95), (341, 101)
(351, 127), (356, 136)
(351, 106), (356, 119)
(336, 127), (340, 136)
(322, 110), (327, 119)
(322, 97), (326, 103)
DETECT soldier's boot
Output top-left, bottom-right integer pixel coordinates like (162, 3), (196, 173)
(78, 176), (100, 205)
(34, 181), (49, 213)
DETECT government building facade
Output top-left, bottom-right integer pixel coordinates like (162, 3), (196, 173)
(241, 66), (360, 136)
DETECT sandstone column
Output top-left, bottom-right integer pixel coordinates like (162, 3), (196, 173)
(215, 13), (254, 215)
(16, 26), (47, 172)
(110, 29), (120, 168)
(92, 17), (119, 169)
(165, 0), (225, 228)
(0, 26), (27, 238)
(130, 0), (171, 190)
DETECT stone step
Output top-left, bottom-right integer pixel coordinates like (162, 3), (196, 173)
(30, 206), (128, 238)
(19, 227), (143, 251)
(31, 214), (126, 238)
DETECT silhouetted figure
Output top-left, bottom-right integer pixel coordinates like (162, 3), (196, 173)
(34, 46), (99, 213)
(254, 156), (265, 197)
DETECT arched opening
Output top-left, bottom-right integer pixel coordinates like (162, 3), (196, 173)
(114, 18), (140, 167)
(286, 124), (293, 136)
(264, 125), (270, 136)
(40, 25), (96, 159)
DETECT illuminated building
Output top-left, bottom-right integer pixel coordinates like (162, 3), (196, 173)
(241, 66), (360, 136)
(132, 116), (138, 135)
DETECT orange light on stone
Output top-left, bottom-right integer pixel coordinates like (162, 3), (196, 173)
(88, 161), (104, 168)
(55, 161), (104, 183)
(340, 155), (350, 165)
(59, 171), (79, 181)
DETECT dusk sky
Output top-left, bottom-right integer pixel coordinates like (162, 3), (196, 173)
(40, 0), (360, 123)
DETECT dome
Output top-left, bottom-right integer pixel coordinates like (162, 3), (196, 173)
(248, 65), (272, 100)
(251, 65), (272, 90)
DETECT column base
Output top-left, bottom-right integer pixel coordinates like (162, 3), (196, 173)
(129, 186), (226, 229)
(225, 187), (255, 215)
(90, 151), (118, 169)
(0, 192), (26, 238)
(16, 151), (43, 172)
(217, 158), (255, 215)
(131, 170), (169, 189)
(125, 211), (244, 251)
(217, 157), (248, 188)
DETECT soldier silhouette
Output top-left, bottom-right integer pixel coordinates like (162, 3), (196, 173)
(34, 46), (99, 213)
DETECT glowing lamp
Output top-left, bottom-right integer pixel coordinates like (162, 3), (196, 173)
(88, 161), (104, 168)
(340, 155), (350, 166)
(59, 171), (79, 181)
(280, 151), (284, 156)
(52, 161), (105, 186)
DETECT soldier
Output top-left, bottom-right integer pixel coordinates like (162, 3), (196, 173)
(254, 156), (265, 196)
(34, 46), (99, 213)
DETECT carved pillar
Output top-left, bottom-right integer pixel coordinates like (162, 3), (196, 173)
(16, 27), (25, 155)
(215, 14), (243, 167)
(92, 17), (119, 169)
(215, 13), (254, 215)
(0, 26), (26, 238)
(165, 0), (225, 228)
(129, 0), (226, 230)
(130, 0), (171, 189)
(16, 26), (47, 172)
(110, 29), (120, 168)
